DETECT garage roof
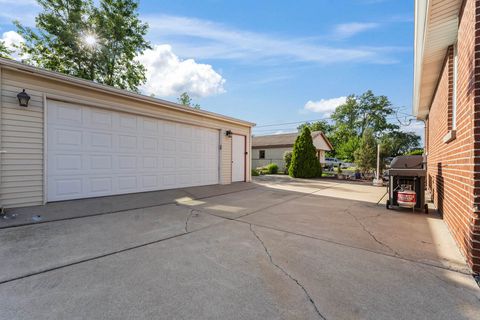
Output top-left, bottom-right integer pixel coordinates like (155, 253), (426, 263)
(0, 58), (255, 127)
(413, 0), (463, 119)
(252, 131), (333, 150)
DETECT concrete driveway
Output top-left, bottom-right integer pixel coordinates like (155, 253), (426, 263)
(1, 175), (479, 319)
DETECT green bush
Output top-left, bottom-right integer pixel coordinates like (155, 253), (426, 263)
(289, 127), (322, 178)
(251, 169), (260, 176)
(283, 151), (292, 173)
(266, 163), (279, 174)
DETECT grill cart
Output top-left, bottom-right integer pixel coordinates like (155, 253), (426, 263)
(386, 155), (428, 213)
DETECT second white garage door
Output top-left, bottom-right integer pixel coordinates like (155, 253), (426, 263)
(47, 100), (220, 201)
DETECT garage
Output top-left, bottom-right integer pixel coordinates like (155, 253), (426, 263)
(46, 100), (220, 201)
(0, 58), (254, 208)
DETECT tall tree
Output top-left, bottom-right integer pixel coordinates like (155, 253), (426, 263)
(178, 92), (200, 109)
(329, 90), (399, 160)
(354, 128), (377, 174)
(380, 131), (421, 157)
(92, 0), (150, 90)
(15, 0), (150, 92)
(289, 127), (322, 178)
(331, 90), (399, 137)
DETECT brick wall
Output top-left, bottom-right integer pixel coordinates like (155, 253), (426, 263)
(426, 0), (479, 273)
(471, 0), (480, 272)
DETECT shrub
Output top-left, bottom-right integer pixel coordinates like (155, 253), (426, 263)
(283, 151), (292, 173)
(289, 127), (322, 178)
(266, 163), (279, 174)
(251, 169), (260, 176)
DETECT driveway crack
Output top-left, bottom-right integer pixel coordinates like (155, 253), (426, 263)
(249, 224), (327, 320)
(344, 208), (401, 257)
(184, 209), (198, 233)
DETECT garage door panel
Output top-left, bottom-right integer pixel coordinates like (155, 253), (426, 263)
(118, 176), (138, 191)
(163, 122), (176, 137)
(89, 177), (113, 194)
(51, 103), (83, 125)
(47, 100), (219, 201)
(89, 109), (113, 129)
(52, 178), (83, 198)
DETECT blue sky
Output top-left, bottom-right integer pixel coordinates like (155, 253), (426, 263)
(0, 0), (421, 137)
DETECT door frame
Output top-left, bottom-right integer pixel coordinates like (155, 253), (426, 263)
(231, 133), (247, 182)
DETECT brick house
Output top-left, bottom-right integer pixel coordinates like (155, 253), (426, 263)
(413, 0), (479, 273)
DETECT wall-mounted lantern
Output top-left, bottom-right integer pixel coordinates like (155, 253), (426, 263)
(225, 130), (232, 137)
(17, 89), (31, 107)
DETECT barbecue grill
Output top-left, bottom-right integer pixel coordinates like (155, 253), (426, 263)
(386, 155), (428, 213)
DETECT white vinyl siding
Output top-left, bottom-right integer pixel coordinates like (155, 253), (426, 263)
(0, 75), (44, 207)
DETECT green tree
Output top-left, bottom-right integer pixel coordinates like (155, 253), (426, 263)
(15, 0), (150, 92)
(289, 127), (322, 178)
(297, 120), (333, 135)
(0, 41), (12, 59)
(331, 91), (398, 137)
(354, 128), (377, 174)
(380, 131), (421, 157)
(178, 92), (200, 109)
(334, 136), (360, 162)
(329, 90), (399, 160)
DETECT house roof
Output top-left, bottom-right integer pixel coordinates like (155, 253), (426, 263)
(413, 0), (463, 119)
(252, 131), (333, 150)
(0, 58), (255, 127)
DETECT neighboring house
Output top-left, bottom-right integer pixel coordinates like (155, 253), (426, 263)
(413, 0), (479, 273)
(0, 58), (254, 208)
(252, 131), (333, 171)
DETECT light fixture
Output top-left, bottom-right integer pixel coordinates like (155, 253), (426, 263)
(17, 89), (30, 107)
(225, 130), (232, 137)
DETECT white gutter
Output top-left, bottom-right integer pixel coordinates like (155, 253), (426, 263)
(0, 58), (256, 127)
(413, 0), (429, 119)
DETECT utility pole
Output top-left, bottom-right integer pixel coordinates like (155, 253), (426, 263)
(373, 143), (383, 187)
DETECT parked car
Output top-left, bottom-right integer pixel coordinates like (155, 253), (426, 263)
(340, 162), (355, 169)
(324, 157), (340, 170)
(384, 157), (394, 168)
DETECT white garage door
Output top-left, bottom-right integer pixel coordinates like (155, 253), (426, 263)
(47, 100), (220, 201)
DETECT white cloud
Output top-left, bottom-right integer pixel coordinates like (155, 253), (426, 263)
(303, 97), (347, 115)
(144, 15), (402, 65)
(1, 30), (25, 59)
(333, 22), (379, 39)
(138, 44), (226, 98)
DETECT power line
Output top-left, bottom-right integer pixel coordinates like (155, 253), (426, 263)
(254, 116), (417, 129)
(255, 118), (332, 128)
